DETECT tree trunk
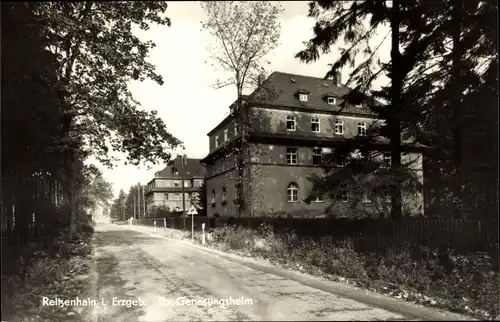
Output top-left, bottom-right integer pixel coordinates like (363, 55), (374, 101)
(390, 0), (403, 219)
(451, 0), (464, 219)
(236, 76), (246, 218)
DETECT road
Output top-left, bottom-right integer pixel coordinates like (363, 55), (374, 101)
(74, 223), (444, 321)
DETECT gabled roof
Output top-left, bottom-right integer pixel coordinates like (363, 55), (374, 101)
(154, 157), (205, 179)
(247, 71), (377, 115)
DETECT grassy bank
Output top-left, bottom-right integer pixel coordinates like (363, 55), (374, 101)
(191, 224), (498, 320)
(1, 226), (94, 321)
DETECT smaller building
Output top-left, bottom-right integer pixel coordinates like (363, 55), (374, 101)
(145, 156), (205, 214)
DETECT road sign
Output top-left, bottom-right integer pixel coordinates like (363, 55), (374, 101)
(188, 205), (198, 215)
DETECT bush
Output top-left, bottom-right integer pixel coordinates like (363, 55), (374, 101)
(203, 223), (499, 318)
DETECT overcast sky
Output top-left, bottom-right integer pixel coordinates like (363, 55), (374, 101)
(91, 1), (390, 197)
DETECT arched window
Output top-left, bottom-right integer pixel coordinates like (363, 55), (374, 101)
(211, 190), (216, 205)
(222, 187), (227, 202)
(287, 183), (299, 202)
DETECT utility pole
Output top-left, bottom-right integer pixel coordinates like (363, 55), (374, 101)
(137, 182), (141, 219)
(133, 196), (136, 219)
(181, 144), (186, 229)
(143, 185), (146, 218)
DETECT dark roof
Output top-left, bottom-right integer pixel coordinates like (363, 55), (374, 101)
(206, 71), (380, 136)
(247, 72), (377, 115)
(154, 157), (205, 179)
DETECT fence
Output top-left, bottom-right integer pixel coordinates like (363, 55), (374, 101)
(213, 216), (499, 256)
(132, 216), (214, 231)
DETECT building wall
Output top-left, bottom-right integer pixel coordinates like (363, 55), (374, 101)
(249, 107), (380, 137)
(206, 168), (239, 217)
(209, 119), (238, 151)
(208, 108), (380, 152)
(155, 178), (191, 188)
(146, 192), (192, 212)
(206, 142), (425, 217)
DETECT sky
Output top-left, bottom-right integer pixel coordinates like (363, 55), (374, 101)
(91, 1), (391, 197)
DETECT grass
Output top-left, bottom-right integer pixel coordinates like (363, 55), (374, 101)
(191, 223), (499, 320)
(1, 226), (94, 322)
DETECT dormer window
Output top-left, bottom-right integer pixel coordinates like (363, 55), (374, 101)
(296, 89), (310, 102)
(327, 97), (336, 105)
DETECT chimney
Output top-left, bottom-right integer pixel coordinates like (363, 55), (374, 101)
(335, 71), (342, 87)
(257, 73), (266, 87)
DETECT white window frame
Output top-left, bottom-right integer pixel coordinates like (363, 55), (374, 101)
(215, 135), (219, 147)
(311, 117), (320, 132)
(286, 147), (298, 165)
(286, 115), (296, 131)
(357, 122), (367, 136)
(312, 148), (322, 165)
(383, 152), (391, 168)
(299, 93), (308, 102)
(341, 192), (349, 203)
(335, 120), (344, 135)
(224, 128), (228, 142)
(287, 183), (299, 202)
(313, 194), (324, 203)
(327, 97), (336, 105)
(362, 193), (372, 203)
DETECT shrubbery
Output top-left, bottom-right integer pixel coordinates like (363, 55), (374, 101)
(202, 223), (499, 319)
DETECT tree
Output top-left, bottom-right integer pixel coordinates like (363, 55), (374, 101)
(110, 190), (128, 221)
(191, 181), (207, 216)
(125, 184), (146, 219)
(201, 1), (284, 217)
(25, 2), (182, 237)
(295, 0), (497, 219)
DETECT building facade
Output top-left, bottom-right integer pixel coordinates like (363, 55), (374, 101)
(201, 72), (424, 218)
(145, 156), (205, 214)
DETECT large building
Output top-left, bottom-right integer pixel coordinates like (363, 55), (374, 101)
(201, 71), (424, 218)
(145, 156), (205, 213)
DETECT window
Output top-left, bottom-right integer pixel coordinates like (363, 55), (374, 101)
(184, 181), (190, 188)
(287, 183), (299, 202)
(362, 193), (372, 203)
(341, 192), (349, 202)
(313, 195), (324, 203)
(335, 120), (344, 135)
(312, 148), (322, 165)
(286, 115), (296, 131)
(311, 117), (320, 132)
(383, 152), (391, 168)
(355, 103), (363, 108)
(299, 93), (308, 102)
(164, 193), (169, 200)
(234, 122), (238, 135)
(286, 148), (298, 165)
(337, 155), (345, 167)
(173, 193), (181, 200)
(224, 128), (228, 142)
(174, 181), (180, 187)
(327, 97), (336, 105)
(222, 187), (227, 205)
(172, 167), (179, 175)
(357, 122), (367, 136)
(215, 135), (219, 147)
(211, 190), (216, 206)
